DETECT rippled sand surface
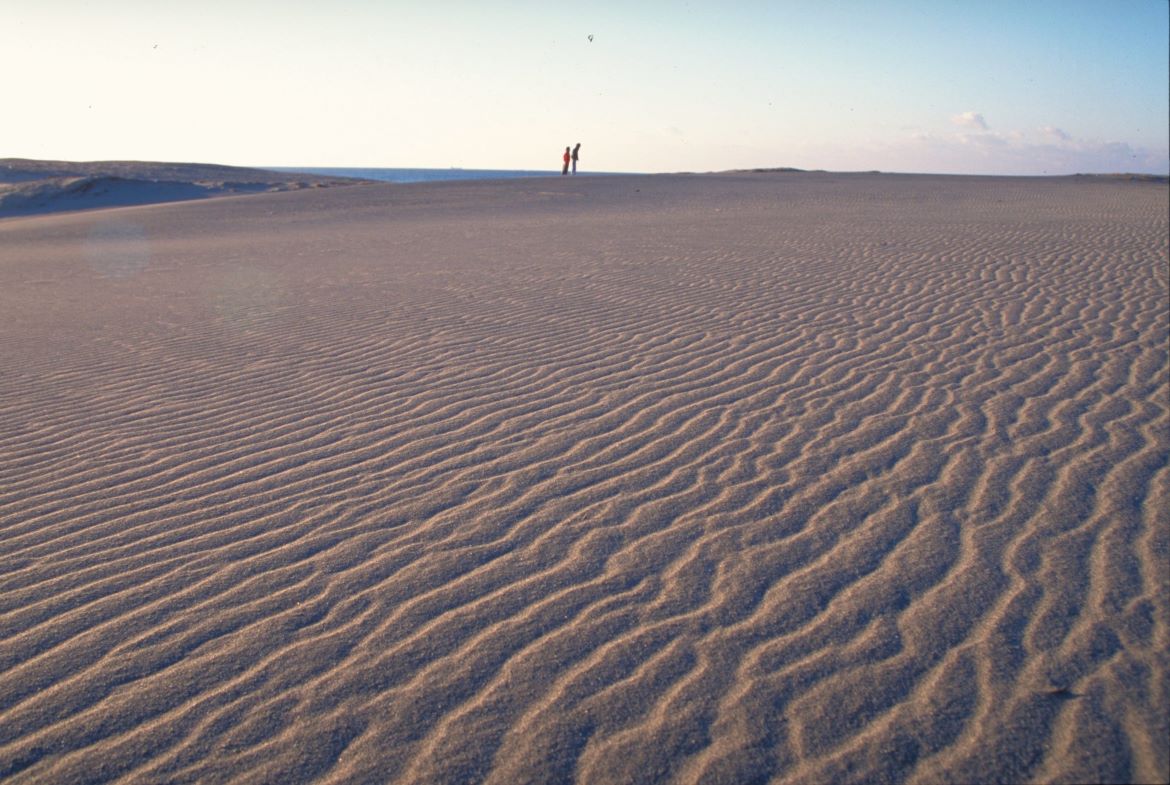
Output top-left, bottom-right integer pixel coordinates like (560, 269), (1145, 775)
(2, 173), (1167, 784)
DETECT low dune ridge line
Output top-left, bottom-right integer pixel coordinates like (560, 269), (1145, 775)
(0, 159), (371, 219)
(0, 167), (1167, 784)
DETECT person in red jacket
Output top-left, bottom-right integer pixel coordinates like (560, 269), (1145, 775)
(562, 146), (571, 175)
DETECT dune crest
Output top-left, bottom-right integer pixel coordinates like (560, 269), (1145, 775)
(1, 172), (1167, 784)
(0, 158), (369, 218)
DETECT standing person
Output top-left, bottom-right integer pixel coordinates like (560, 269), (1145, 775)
(572, 142), (581, 174)
(562, 146), (571, 175)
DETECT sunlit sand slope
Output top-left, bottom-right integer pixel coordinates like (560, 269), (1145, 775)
(1, 173), (1166, 784)
(0, 158), (368, 218)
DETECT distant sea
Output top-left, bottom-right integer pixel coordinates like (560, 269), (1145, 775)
(269, 167), (630, 184)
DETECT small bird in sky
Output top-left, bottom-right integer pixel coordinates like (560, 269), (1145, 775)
(587, 34), (593, 42)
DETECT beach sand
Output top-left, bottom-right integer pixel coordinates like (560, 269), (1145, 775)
(1, 172), (1167, 784)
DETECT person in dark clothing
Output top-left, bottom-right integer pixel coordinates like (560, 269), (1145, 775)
(572, 143), (581, 174)
(562, 146), (571, 175)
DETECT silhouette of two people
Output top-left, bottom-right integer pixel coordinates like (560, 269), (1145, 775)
(562, 143), (581, 175)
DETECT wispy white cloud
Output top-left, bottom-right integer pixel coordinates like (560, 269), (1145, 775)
(1039, 125), (1072, 142)
(873, 116), (1168, 175)
(951, 111), (989, 131)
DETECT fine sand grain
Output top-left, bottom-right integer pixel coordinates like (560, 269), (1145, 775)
(1, 172), (1167, 784)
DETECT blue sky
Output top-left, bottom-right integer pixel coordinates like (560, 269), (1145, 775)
(4, 0), (1167, 174)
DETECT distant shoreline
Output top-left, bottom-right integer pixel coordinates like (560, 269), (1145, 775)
(266, 167), (640, 184)
(2, 158), (1165, 220)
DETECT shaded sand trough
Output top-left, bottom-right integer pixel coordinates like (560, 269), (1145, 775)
(1, 172), (1167, 784)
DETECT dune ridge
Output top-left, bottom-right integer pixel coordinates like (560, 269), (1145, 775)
(0, 173), (1167, 784)
(0, 159), (369, 219)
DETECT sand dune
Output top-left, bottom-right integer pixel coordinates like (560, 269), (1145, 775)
(0, 172), (1166, 784)
(0, 159), (368, 219)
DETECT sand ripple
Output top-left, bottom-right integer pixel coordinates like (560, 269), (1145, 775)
(1, 174), (1167, 784)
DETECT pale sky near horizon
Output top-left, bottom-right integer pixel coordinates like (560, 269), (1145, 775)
(5, 0), (1168, 175)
